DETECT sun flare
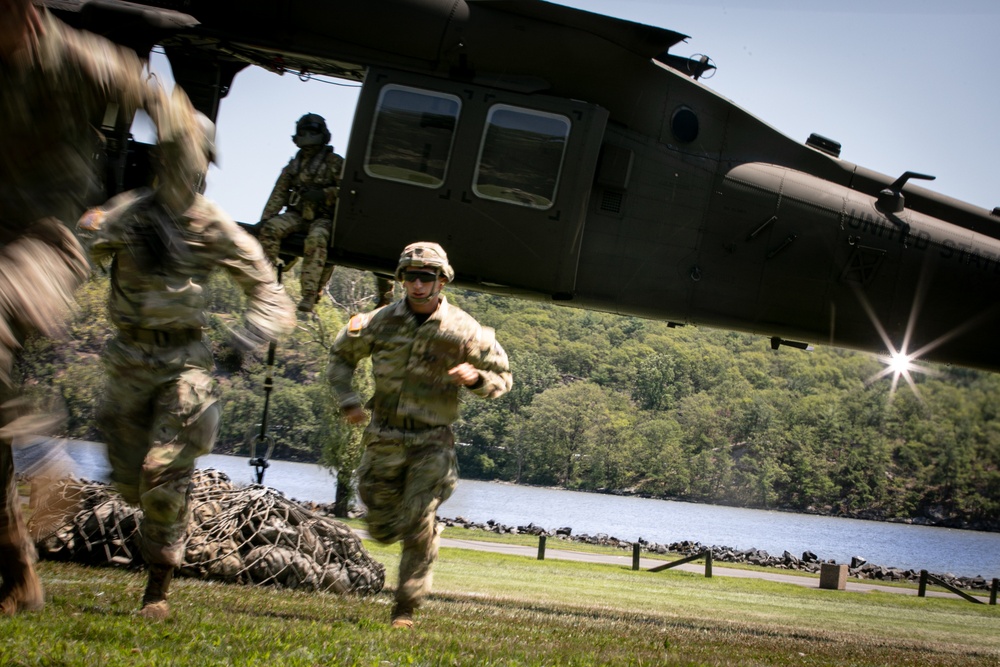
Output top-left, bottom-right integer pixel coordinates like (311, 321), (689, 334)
(868, 350), (925, 404)
(888, 351), (913, 376)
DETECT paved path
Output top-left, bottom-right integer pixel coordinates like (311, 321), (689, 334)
(429, 534), (993, 602)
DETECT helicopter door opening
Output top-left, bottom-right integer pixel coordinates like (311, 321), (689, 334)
(332, 68), (608, 298)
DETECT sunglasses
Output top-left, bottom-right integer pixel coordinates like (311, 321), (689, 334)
(402, 270), (440, 283)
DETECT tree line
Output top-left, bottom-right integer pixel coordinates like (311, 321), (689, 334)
(18, 266), (1000, 530)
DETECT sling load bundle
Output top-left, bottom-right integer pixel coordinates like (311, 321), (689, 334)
(29, 468), (384, 595)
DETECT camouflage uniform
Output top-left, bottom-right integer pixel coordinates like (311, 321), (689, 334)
(84, 190), (296, 570)
(0, 4), (167, 615)
(78, 91), (296, 619)
(257, 117), (344, 312)
(328, 248), (511, 624)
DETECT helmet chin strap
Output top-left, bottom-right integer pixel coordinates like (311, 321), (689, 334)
(293, 136), (325, 149)
(407, 279), (443, 306)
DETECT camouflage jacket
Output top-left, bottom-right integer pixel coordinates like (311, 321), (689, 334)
(260, 146), (344, 222)
(0, 9), (166, 233)
(327, 296), (512, 430)
(83, 190), (296, 340)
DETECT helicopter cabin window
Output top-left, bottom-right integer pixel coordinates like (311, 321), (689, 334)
(473, 105), (570, 210)
(364, 86), (461, 188)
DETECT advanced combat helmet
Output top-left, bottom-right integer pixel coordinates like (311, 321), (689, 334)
(395, 242), (455, 283)
(155, 87), (217, 213)
(292, 113), (331, 148)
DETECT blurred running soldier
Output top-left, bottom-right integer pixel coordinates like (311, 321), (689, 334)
(257, 113), (393, 312)
(327, 242), (512, 628)
(79, 90), (296, 620)
(0, 0), (170, 616)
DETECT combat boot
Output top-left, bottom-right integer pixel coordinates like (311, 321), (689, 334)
(297, 293), (318, 313)
(139, 563), (174, 620)
(390, 601), (414, 629)
(0, 560), (44, 615)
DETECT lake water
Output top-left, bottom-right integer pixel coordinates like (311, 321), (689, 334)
(16, 439), (1000, 580)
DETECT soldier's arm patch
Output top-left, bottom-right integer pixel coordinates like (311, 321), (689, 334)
(347, 313), (367, 337)
(77, 208), (105, 232)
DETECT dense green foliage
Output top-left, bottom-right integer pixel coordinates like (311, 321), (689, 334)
(18, 266), (1000, 528)
(448, 291), (1000, 529)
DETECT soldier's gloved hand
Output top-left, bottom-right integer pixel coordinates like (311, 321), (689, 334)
(226, 322), (268, 352)
(301, 187), (326, 204)
(342, 405), (368, 425)
(448, 362), (481, 387)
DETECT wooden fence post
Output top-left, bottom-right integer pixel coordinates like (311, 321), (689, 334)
(705, 549), (713, 578)
(632, 543), (640, 571)
(918, 570), (928, 598)
(537, 535), (546, 560)
(991, 578), (998, 606)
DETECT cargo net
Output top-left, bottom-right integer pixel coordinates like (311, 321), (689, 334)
(29, 468), (385, 596)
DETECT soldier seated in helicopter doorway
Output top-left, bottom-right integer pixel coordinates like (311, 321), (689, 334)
(257, 113), (393, 312)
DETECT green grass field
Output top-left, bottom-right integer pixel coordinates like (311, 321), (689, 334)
(2, 534), (998, 667)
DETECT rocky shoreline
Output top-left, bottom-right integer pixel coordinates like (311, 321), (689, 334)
(433, 515), (997, 593)
(296, 500), (997, 593)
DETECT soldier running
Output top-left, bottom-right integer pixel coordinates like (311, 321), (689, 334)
(0, 0), (172, 616)
(327, 242), (512, 628)
(79, 90), (296, 620)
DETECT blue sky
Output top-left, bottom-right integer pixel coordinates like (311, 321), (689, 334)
(145, 0), (998, 223)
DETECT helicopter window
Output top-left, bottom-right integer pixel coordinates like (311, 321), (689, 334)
(365, 86), (461, 188)
(671, 106), (699, 143)
(473, 105), (570, 210)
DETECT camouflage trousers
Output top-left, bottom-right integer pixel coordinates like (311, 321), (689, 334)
(98, 336), (220, 568)
(0, 222), (88, 584)
(356, 428), (458, 610)
(0, 386), (35, 584)
(257, 212), (332, 301)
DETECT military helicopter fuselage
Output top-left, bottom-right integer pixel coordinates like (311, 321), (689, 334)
(49, 0), (1000, 372)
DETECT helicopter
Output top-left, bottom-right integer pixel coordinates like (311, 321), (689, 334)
(44, 0), (1000, 373)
